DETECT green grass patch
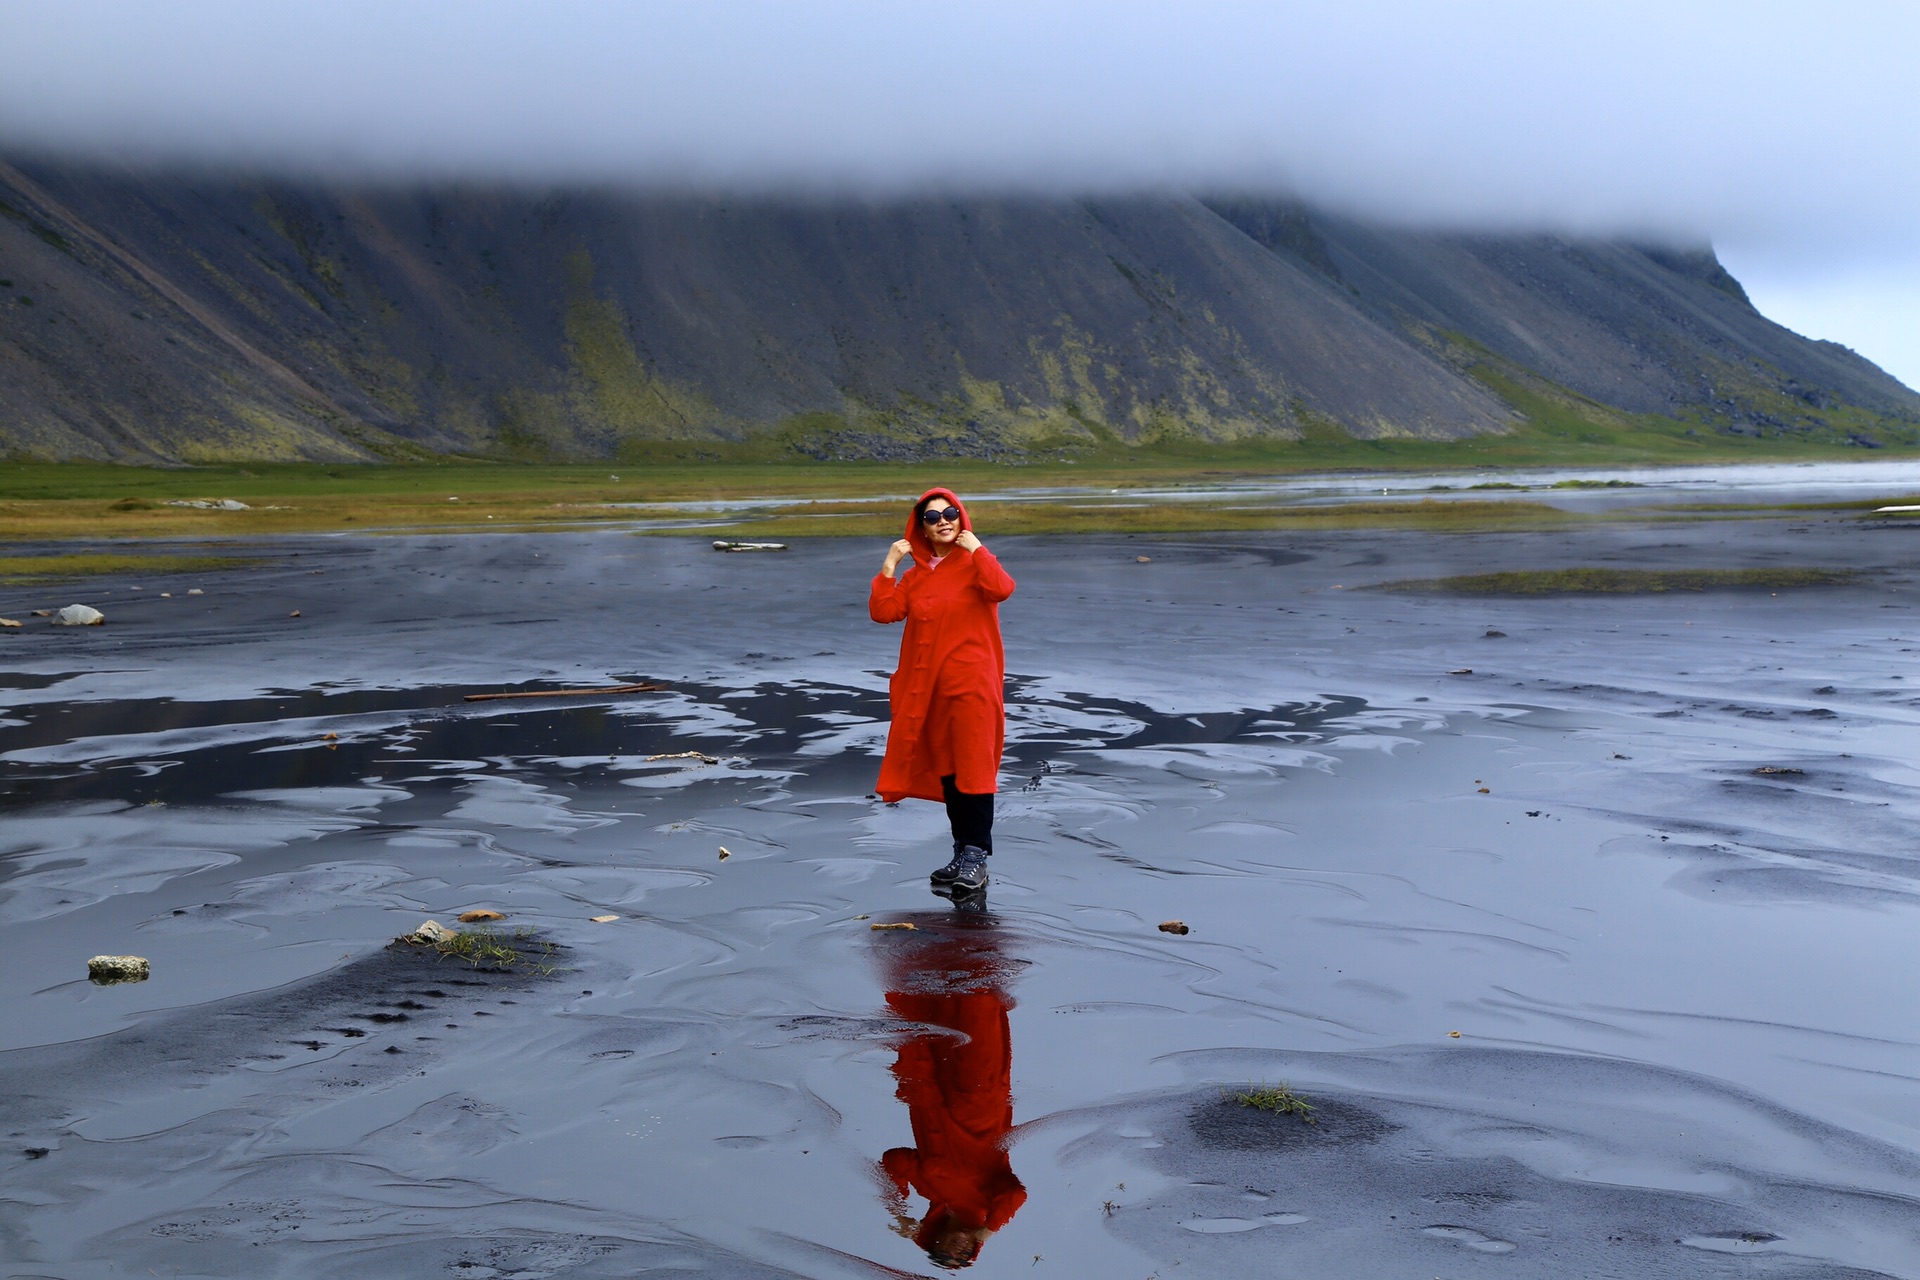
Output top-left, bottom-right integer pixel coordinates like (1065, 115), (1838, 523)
(433, 926), (563, 974)
(1228, 1083), (1316, 1122)
(1381, 567), (1859, 595)
(0, 553), (262, 584)
(689, 497), (1580, 540)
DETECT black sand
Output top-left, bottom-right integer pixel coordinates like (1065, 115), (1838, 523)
(4, 510), (1920, 1277)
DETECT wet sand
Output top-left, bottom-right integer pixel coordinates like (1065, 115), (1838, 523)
(5, 514), (1920, 1277)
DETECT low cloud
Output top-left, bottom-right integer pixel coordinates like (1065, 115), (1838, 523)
(2, 1), (1913, 255)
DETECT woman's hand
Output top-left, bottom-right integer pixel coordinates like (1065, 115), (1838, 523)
(882, 538), (913, 575)
(955, 529), (982, 552)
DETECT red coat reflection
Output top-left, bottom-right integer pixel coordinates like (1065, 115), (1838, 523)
(875, 920), (1026, 1270)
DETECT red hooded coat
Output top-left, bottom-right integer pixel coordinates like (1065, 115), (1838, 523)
(876, 922), (1027, 1261)
(880, 985), (1027, 1252)
(869, 488), (1016, 802)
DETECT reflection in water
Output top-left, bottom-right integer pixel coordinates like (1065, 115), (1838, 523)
(874, 916), (1026, 1270)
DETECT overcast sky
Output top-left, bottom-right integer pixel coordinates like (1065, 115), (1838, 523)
(3, 0), (1914, 386)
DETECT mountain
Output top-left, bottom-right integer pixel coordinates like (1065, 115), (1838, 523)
(2, 159), (1915, 463)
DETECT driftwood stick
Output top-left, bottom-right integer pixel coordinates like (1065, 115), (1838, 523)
(464, 682), (667, 703)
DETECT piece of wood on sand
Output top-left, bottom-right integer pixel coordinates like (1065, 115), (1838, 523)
(712, 540), (788, 552)
(464, 682), (667, 703)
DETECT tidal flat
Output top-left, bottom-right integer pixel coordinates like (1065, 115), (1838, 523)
(5, 509), (1920, 1278)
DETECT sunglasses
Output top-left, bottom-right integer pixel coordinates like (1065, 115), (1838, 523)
(919, 506), (963, 525)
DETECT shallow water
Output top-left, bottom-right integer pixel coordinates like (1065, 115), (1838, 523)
(5, 514), (1920, 1277)
(603, 456), (1920, 531)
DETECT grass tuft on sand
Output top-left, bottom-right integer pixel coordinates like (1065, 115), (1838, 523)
(1228, 1083), (1316, 1122)
(433, 926), (562, 974)
(1381, 567), (1858, 595)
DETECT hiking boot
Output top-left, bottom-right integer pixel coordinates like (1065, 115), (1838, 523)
(929, 842), (967, 887)
(946, 846), (990, 892)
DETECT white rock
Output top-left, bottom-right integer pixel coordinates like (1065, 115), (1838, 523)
(400, 919), (456, 945)
(53, 605), (104, 626)
(88, 955), (150, 982)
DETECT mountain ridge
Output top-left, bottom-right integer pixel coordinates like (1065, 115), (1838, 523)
(2, 160), (1914, 463)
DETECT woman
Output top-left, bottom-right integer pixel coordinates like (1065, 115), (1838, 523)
(870, 488), (1016, 894)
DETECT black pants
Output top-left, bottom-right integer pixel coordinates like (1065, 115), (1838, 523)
(941, 774), (993, 854)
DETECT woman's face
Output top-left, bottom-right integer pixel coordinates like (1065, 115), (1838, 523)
(920, 501), (962, 548)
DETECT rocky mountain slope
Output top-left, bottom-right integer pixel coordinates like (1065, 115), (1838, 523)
(2, 159), (1915, 462)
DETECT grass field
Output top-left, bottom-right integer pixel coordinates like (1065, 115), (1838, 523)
(2, 417), (1915, 541)
(0, 553), (261, 584)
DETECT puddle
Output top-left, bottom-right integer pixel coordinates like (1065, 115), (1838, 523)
(597, 458), (1920, 527)
(5, 516), (1920, 1277)
(1180, 1212), (1310, 1233)
(1422, 1224), (1519, 1252)
(1684, 1231), (1787, 1254)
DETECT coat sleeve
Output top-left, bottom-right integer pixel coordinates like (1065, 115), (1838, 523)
(985, 1180), (1029, 1231)
(969, 549), (1016, 603)
(880, 1147), (918, 1197)
(869, 571), (908, 623)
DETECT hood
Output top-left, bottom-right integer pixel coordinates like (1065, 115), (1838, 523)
(905, 487), (971, 565)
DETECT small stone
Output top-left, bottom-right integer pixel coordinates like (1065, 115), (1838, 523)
(590, 914), (619, 923)
(1483, 630), (1506, 638)
(288, 610), (301, 618)
(1158, 920), (1190, 935)
(401, 919), (456, 945)
(457, 909), (505, 923)
(1448, 1030), (1463, 1038)
(53, 605), (104, 626)
(1136, 556), (1152, 563)
(1448, 668), (1473, 675)
(88, 955), (150, 983)
(187, 588), (204, 596)
(870, 922), (917, 931)
(0, 617), (20, 628)
(717, 846), (731, 860)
